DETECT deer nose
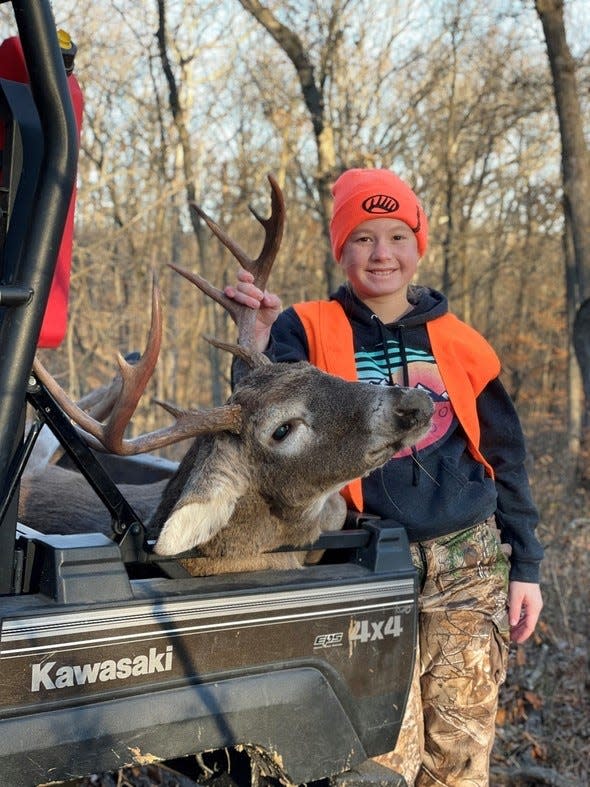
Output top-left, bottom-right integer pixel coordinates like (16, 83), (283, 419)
(395, 388), (434, 424)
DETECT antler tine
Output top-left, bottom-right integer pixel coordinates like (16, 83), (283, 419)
(73, 375), (123, 422)
(189, 173), (284, 294)
(247, 173), (285, 290)
(184, 174), (285, 353)
(33, 274), (243, 455)
(204, 334), (270, 368)
(33, 274), (162, 454)
(167, 262), (242, 327)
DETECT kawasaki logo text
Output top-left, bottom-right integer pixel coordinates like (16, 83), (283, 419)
(31, 645), (173, 692)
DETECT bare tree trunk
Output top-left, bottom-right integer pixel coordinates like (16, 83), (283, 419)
(440, 15), (460, 299)
(535, 0), (590, 482)
(155, 0), (229, 405)
(237, 0), (338, 294)
(573, 298), (590, 484)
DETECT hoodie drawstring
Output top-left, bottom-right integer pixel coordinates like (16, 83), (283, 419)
(373, 316), (421, 486)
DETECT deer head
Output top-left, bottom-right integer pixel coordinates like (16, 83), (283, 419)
(30, 175), (433, 575)
(151, 362), (432, 574)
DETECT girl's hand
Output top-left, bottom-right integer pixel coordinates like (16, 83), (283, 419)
(224, 268), (282, 351)
(508, 581), (543, 643)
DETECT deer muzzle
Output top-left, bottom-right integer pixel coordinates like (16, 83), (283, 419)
(374, 385), (434, 454)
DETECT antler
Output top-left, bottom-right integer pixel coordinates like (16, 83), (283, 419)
(30, 175), (285, 456)
(171, 173), (285, 362)
(32, 274), (242, 455)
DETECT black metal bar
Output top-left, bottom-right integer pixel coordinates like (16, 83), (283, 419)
(26, 376), (148, 552)
(142, 528), (373, 572)
(265, 529), (371, 553)
(0, 285), (33, 306)
(0, 418), (42, 527)
(0, 1), (79, 591)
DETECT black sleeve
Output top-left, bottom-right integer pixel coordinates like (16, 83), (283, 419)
(266, 306), (310, 362)
(477, 378), (544, 583)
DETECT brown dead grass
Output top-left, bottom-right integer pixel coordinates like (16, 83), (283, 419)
(492, 416), (590, 786)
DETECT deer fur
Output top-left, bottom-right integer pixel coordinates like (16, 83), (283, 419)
(150, 361), (432, 575)
(19, 464), (167, 535)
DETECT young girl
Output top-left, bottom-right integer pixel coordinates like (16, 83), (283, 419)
(225, 168), (544, 786)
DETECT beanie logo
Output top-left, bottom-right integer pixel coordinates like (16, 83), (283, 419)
(362, 194), (399, 214)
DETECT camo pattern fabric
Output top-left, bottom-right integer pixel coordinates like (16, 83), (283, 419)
(373, 519), (510, 786)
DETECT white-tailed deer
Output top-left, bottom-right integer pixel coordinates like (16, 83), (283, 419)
(20, 176), (433, 575)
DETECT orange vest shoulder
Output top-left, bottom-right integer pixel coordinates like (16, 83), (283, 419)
(292, 300), (500, 511)
(293, 300), (357, 379)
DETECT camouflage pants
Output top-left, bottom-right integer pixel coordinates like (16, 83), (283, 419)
(373, 519), (510, 786)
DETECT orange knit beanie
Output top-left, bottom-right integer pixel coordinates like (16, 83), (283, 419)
(329, 169), (428, 261)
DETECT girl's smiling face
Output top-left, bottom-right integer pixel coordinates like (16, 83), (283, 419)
(337, 218), (421, 319)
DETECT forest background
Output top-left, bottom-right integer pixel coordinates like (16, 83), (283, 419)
(2, 1), (589, 784)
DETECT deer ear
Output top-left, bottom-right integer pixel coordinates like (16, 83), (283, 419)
(153, 441), (248, 556)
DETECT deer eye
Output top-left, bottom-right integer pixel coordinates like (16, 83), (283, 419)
(272, 423), (292, 441)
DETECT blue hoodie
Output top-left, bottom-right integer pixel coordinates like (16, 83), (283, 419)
(268, 283), (543, 583)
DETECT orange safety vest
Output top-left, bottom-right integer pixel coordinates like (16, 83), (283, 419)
(293, 300), (501, 512)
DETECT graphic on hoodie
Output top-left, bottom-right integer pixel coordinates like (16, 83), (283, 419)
(356, 337), (454, 457)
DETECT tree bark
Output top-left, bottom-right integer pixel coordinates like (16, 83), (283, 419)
(535, 0), (590, 481)
(573, 298), (590, 483)
(237, 0), (338, 293)
(156, 0), (227, 405)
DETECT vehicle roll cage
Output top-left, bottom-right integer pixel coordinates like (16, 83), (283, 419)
(0, 0), (78, 591)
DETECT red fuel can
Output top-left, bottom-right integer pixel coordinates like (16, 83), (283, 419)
(0, 31), (83, 347)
